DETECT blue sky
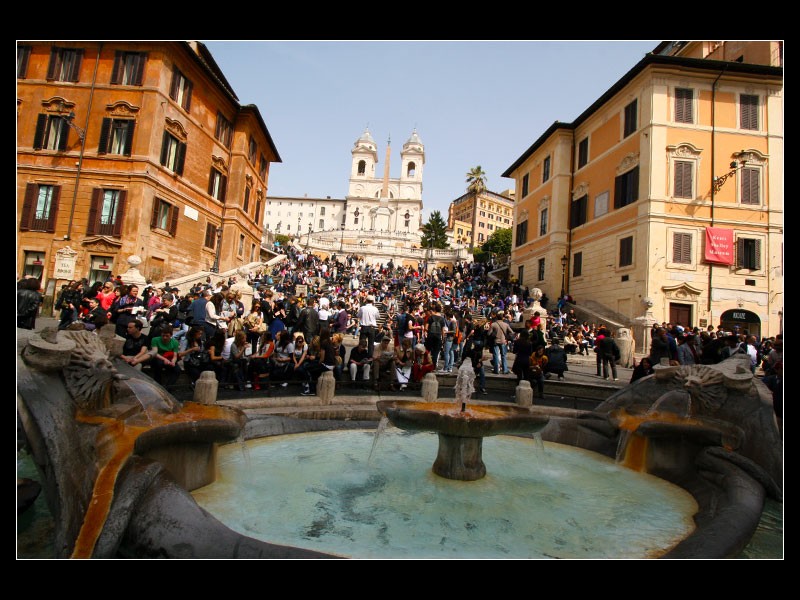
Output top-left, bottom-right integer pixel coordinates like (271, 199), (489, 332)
(203, 40), (659, 218)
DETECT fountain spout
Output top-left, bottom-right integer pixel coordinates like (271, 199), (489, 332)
(454, 360), (475, 412)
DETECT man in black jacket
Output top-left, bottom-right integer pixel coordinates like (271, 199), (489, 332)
(597, 328), (620, 380)
(544, 338), (568, 380)
(295, 297), (320, 343)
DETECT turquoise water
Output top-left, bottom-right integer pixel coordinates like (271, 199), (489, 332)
(192, 430), (699, 559)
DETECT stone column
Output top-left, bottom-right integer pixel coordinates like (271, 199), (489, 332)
(515, 380), (533, 407)
(421, 372), (439, 402)
(317, 371), (335, 405)
(194, 370), (218, 405)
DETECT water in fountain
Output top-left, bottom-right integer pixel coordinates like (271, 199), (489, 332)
(368, 415), (390, 465)
(647, 389), (693, 418)
(193, 430), (700, 559)
(454, 360), (475, 411)
(236, 432), (252, 471)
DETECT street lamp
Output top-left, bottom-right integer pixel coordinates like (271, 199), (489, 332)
(306, 222), (312, 249)
(211, 225), (223, 273)
(560, 254), (568, 298)
(713, 157), (747, 193)
(339, 223), (345, 252)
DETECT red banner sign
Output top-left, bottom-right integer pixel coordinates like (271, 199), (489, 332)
(705, 227), (734, 265)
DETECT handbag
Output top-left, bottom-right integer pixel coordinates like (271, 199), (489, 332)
(185, 350), (211, 368)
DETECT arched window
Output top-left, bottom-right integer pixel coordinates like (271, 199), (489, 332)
(357, 160), (366, 175)
(407, 162), (416, 177)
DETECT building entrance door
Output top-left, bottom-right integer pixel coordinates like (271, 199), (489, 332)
(719, 309), (761, 338)
(669, 303), (692, 329)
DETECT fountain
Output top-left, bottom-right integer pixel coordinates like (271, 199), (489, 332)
(376, 361), (549, 480)
(17, 324), (782, 558)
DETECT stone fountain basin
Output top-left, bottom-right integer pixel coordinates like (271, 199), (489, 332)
(608, 407), (744, 450)
(376, 400), (550, 438)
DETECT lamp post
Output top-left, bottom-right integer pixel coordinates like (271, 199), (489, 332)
(560, 254), (568, 299)
(339, 223), (345, 252)
(211, 225), (223, 273)
(296, 216), (301, 246)
(306, 223), (312, 249)
(713, 158), (747, 193)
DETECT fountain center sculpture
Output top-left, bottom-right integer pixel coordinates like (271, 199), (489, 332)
(377, 361), (550, 480)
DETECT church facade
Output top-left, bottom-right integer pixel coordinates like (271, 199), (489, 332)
(264, 128), (425, 242)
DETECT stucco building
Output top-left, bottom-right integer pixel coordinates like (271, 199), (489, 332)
(17, 41), (279, 298)
(503, 41), (783, 338)
(447, 189), (514, 249)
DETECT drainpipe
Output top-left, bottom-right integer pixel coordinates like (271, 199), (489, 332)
(707, 66), (727, 313)
(565, 129), (575, 296)
(65, 42), (102, 241)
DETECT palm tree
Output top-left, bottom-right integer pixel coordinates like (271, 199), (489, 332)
(466, 166), (487, 196)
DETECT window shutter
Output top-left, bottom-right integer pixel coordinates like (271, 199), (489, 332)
(255, 200), (261, 223)
(57, 120), (69, 151)
(183, 81), (193, 110)
(133, 53), (146, 85)
(208, 169), (215, 195)
(175, 141), (186, 175)
(160, 131), (169, 166)
(20, 183), (36, 231)
(741, 95), (758, 130)
(630, 167), (639, 204)
(69, 49), (83, 82)
(675, 161), (692, 198)
(111, 52), (123, 84)
(98, 118), (111, 153)
(220, 175), (227, 203)
(735, 238), (745, 268)
(676, 89), (693, 123)
(33, 114), (47, 150)
(46, 186), (60, 232)
(46, 48), (59, 80)
(17, 46), (30, 78)
(614, 173), (623, 209)
(150, 198), (159, 228)
(169, 203), (179, 236)
(88, 189), (102, 235)
(741, 168), (759, 204)
(123, 121), (135, 156)
(170, 69), (179, 99)
(754, 240), (761, 270)
(112, 191), (127, 237)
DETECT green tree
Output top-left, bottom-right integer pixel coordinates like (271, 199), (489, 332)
(466, 165), (487, 195)
(481, 227), (512, 257)
(420, 210), (450, 249)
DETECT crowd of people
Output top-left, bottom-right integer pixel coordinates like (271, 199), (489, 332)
(16, 244), (783, 421)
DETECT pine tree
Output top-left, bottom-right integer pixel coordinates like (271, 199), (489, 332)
(420, 211), (450, 249)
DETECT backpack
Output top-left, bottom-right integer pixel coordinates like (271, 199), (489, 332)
(427, 315), (443, 337)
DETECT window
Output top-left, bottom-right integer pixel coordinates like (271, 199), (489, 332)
(740, 168), (760, 205)
(479, 211), (486, 217)
(672, 232), (692, 264)
(110, 51), (146, 85)
(479, 222), (485, 228)
(248, 137), (257, 163)
(518, 266), (524, 283)
(624, 99), (638, 137)
(521, 174), (529, 198)
(208, 168), (227, 202)
(238, 234), (245, 255)
(488, 214), (494, 220)
(740, 95), (759, 130)
(159, 132), (186, 175)
(488, 224), (494, 230)
(47, 47), (83, 82)
(407, 162), (416, 177)
(259, 154), (268, 179)
(543, 156), (551, 183)
(675, 88), (693, 123)
(204, 223), (219, 249)
(20, 183), (60, 232)
(619, 236), (633, 267)
(169, 68), (193, 111)
(17, 45), (31, 78)
(250, 243), (256, 262)
(737, 238), (761, 270)
(674, 161), (693, 199)
(357, 160), (366, 175)
(614, 167), (639, 208)
(215, 112), (233, 148)
(243, 186), (251, 213)
(539, 208), (548, 236)
(537, 258), (545, 281)
(98, 118), (135, 155)
(88, 189), (126, 236)
(478, 233), (484, 242)
(515, 220), (528, 247)
(150, 198), (178, 235)
(578, 138), (589, 168)
(33, 114), (69, 151)
(255, 200), (262, 223)
(570, 195), (587, 228)
(319, 219), (325, 229)
(573, 252), (582, 277)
